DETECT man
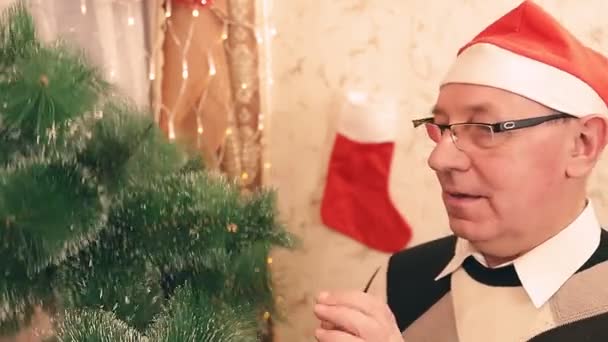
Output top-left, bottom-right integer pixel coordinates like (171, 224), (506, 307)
(313, 1), (608, 341)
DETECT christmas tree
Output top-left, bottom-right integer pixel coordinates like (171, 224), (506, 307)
(0, 2), (292, 340)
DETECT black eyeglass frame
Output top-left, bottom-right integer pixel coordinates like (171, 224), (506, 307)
(412, 112), (577, 133)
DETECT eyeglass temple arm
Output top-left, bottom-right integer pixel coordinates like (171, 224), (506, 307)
(491, 113), (575, 132)
(412, 118), (433, 128)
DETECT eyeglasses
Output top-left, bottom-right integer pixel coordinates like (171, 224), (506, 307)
(412, 113), (577, 151)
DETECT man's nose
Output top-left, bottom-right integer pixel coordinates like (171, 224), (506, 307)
(427, 132), (471, 172)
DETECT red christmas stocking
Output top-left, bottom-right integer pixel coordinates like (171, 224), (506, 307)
(321, 94), (412, 253)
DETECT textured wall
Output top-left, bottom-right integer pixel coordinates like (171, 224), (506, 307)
(263, 1), (608, 341)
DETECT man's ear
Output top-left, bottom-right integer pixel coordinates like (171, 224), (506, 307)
(566, 115), (608, 178)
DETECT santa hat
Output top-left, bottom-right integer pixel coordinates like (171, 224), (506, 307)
(441, 0), (608, 117)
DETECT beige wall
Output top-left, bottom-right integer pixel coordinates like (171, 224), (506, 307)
(263, 1), (608, 341)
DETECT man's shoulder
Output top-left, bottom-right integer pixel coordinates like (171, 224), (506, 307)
(388, 234), (457, 274)
(386, 235), (457, 331)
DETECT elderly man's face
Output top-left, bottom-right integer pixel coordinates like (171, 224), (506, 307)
(427, 83), (584, 256)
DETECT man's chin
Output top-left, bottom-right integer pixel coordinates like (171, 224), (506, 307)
(448, 217), (497, 242)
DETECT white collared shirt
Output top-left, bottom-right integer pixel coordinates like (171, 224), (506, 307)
(435, 201), (601, 308)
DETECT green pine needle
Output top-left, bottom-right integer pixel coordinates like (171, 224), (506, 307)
(109, 172), (241, 272)
(0, 43), (108, 143)
(56, 309), (144, 342)
(0, 276), (54, 337)
(0, 156), (108, 275)
(0, 1), (39, 69)
(55, 239), (164, 332)
(146, 284), (259, 342)
(77, 102), (185, 193)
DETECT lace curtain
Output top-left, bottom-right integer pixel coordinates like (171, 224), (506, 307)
(0, 0), (150, 108)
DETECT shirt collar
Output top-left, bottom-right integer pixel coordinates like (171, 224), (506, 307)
(435, 201), (601, 308)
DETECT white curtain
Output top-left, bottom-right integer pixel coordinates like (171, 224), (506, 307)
(0, 0), (150, 108)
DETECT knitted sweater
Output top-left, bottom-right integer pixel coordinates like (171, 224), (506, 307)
(387, 230), (608, 341)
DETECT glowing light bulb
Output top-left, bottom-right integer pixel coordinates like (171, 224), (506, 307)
(221, 25), (228, 40)
(182, 61), (189, 79)
(209, 56), (216, 76)
(165, 0), (172, 17)
(168, 120), (176, 140)
(192, 9), (199, 17)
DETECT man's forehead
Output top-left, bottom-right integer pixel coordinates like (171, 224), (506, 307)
(431, 102), (502, 120)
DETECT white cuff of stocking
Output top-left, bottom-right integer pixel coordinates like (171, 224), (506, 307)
(440, 43), (608, 117)
(337, 93), (399, 143)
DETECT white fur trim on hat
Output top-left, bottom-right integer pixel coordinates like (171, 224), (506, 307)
(441, 43), (608, 116)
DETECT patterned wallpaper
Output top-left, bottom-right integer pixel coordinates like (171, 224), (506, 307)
(262, 1), (608, 340)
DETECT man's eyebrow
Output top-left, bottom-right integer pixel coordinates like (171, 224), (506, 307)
(431, 103), (498, 120)
(464, 103), (495, 114)
(430, 105), (445, 116)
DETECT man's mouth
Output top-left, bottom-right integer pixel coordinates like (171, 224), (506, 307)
(443, 190), (486, 205)
(447, 192), (483, 199)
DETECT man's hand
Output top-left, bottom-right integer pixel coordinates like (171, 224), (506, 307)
(313, 291), (403, 342)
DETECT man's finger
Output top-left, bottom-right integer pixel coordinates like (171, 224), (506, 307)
(313, 303), (375, 337)
(316, 290), (394, 323)
(320, 320), (336, 330)
(315, 328), (364, 342)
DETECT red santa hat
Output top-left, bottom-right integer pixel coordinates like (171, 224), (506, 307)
(441, 0), (608, 116)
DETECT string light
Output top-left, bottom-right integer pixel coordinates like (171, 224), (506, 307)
(127, 2), (135, 26)
(267, 257), (273, 264)
(258, 112), (264, 131)
(196, 115), (204, 135)
(154, 0), (275, 188)
(208, 54), (216, 76)
(165, 0), (173, 18)
(221, 24), (228, 41)
(168, 119), (176, 140)
(227, 223), (238, 233)
(80, 0), (87, 15)
(182, 61), (189, 79)
(259, 0), (275, 186)
(149, 62), (156, 80)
